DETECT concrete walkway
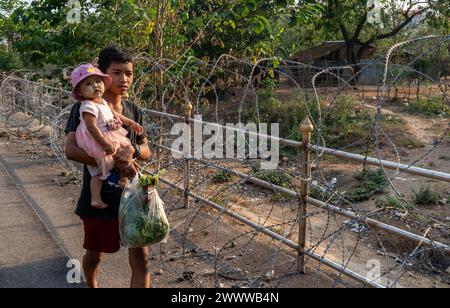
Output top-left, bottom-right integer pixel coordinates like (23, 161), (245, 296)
(0, 154), (81, 288)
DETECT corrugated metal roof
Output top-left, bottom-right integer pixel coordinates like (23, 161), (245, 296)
(290, 41), (375, 64)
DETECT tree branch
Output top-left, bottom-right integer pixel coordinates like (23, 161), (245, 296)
(363, 8), (427, 47)
(332, 0), (351, 42)
(350, 13), (369, 45)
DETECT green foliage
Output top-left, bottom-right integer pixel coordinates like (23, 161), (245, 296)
(0, 0), (328, 69)
(139, 174), (160, 187)
(321, 96), (373, 148)
(193, 0), (324, 59)
(349, 169), (388, 202)
(270, 192), (288, 203)
(246, 93), (374, 148)
(252, 163), (292, 188)
(255, 78), (282, 111)
(406, 97), (450, 117)
(243, 88), (424, 156)
(0, 48), (24, 71)
(414, 186), (442, 206)
(375, 195), (412, 211)
(119, 178), (170, 247)
(1, 0), (447, 72)
(305, 0), (450, 63)
(212, 170), (234, 184)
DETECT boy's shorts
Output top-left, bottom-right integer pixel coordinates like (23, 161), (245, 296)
(81, 216), (121, 253)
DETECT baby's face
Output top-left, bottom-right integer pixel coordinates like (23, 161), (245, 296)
(77, 76), (105, 100)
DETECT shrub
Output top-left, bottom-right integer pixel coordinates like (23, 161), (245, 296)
(0, 49), (25, 71)
(406, 97), (449, 117)
(212, 170), (234, 184)
(414, 186), (441, 206)
(349, 169), (388, 202)
(252, 164), (292, 188)
(321, 96), (373, 148)
(375, 195), (412, 211)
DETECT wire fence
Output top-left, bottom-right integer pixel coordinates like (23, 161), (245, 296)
(0, 35), (449, 288)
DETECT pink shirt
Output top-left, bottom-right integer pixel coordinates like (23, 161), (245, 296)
(79, 99), (114, 132)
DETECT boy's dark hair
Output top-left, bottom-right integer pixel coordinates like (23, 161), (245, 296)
(98, 46), (133, 73)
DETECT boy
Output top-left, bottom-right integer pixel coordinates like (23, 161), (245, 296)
(65, 46), (152, 288)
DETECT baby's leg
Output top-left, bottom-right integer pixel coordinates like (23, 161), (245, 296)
(90, 176), (108, 209)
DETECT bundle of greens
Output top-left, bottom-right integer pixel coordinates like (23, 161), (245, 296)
(119, 175), (169, 247)
(139, 174), (159, 187)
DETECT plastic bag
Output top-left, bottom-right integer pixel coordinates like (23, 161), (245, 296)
(119, 176), (170, 248)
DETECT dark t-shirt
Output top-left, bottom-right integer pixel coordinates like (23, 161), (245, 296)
(64, 100), (147, 220)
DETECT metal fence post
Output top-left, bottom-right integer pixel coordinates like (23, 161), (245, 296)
(184, 102), (193, 209)
(298, 116), (314, 273)
(57, 82), (63, 111)
(38, 79), (43, 125)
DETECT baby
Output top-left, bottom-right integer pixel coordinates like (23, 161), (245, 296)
(71, 63), (143, 209)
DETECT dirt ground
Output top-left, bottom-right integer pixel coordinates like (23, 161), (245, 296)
(191, 88), (450, 288)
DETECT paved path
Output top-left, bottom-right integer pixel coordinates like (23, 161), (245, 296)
(0, 154), (81, 288)
(0, 143), (138, 288)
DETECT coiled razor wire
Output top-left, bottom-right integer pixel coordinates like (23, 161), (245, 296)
(0, 35), (449, 288)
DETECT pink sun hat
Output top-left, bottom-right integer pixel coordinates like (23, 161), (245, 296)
(71, 63), (112, 100)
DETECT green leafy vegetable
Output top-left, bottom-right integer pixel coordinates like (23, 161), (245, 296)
(119, 178), (170, 247)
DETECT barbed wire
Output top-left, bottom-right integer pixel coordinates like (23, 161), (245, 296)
(0, 35), (449, 288)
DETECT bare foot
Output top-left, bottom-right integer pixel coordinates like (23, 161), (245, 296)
(91, 201), (108, 209)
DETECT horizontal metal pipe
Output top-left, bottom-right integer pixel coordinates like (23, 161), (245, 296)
(147, 171), (384, 288)
(152, 143), (450, 255)
(305, 250), (384, 288)
(144, 109), (450, 183)
(144, 109), (302, 147)
(310, 145), (450, 183)
(305, 197), (450, 255)
(229, 167), (450, 254)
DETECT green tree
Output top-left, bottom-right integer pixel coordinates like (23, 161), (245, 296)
(299, 0), (450, 64)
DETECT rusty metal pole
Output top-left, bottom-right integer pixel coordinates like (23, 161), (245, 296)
(184, 102), (193, 209)
(298, 116), (314, 273)
(57, 82), (63, 111)
(38, 79), (43, 125)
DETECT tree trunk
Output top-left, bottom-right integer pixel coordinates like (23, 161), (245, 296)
(154, 0), (166, 172)
(416, 78), (420, 102)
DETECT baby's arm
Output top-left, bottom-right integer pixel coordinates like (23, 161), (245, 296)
(111, 110), (144, 135)
(83, 113), (116, 155)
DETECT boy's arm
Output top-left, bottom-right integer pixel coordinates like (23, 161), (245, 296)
(64, 103), (98, 166)
(65, 132), (98, 166)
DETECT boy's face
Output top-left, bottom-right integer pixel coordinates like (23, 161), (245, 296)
(105, 62), (134, 97)
(76, 75), (105, 100)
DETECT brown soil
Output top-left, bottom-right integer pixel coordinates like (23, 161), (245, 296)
(191, 87), (450, 288)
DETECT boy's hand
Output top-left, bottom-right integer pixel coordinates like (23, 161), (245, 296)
(103, 143), (116, 156)
(130, 121), (144, 136)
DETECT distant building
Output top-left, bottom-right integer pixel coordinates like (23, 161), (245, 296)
(283, 41), (377, 87)
(289, 41), (375, 66)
